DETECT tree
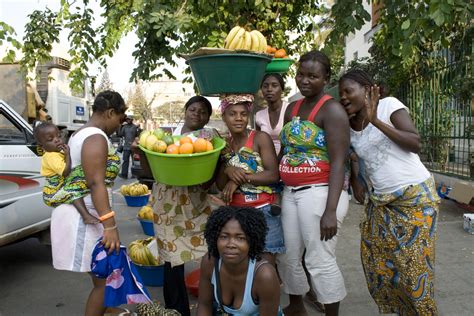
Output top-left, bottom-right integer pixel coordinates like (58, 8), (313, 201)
(344, 1), (473, 98)
(127, 81), (156, 126)
(96, 69), (113, 93)
(2, 1), (369, 91)
(3, 0), (471, 95)
(0, 22), (22, 62)
(154, 101), (186, 124)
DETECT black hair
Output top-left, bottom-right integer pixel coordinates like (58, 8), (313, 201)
(339, 68), (374, 88)
(261, 73), (285, 90)
(33, 121), (58, 143)
(299, 50), (331, 80)
(204, 206), (268, 260)
(184, 96), (212, 118)
(92, 90), (126, 114)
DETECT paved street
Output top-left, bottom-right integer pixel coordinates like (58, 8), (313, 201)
(0, 177), (473, 315)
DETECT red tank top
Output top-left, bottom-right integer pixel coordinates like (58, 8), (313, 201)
(279, 95), (332, 186)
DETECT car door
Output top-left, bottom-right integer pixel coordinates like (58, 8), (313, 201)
(0, 101), (52, 246)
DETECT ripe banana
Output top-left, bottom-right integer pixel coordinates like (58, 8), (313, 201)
(121, 183), (149, 196)
(224, 26), (243, 49)
(223, 26), (269, 53)
(255, 31), (267, 53)
(249, 30), (260, 51)
(129, 241), (157, 266)
(227, 27), (245, 50)
(146, 250), (159, 266)
(138, 205), (154, 220)
(242, 31), (252, 50)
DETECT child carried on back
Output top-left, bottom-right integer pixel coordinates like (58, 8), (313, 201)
(34, 122), (99, 224)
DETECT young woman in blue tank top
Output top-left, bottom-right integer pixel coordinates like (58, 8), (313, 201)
(197, 206), (282, 316)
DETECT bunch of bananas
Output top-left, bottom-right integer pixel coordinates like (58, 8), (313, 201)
(120, 182), (149, 196)
(138, 205), (154, 220)
(224, 26), (267, 53)
(128, 238), (160, 266)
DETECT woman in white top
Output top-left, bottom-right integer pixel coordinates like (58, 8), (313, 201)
(339, 69), (439, 315)
(50, 90), (126, 316)
(256, 73), (288, 155)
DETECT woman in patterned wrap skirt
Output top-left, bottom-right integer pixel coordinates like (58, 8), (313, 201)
(339, 69), (440, 315)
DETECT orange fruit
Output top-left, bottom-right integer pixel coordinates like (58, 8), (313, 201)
(179, 142), (194, 154)
(179, 136), (193, 145)
(193, 138), (208, 153)
(270, 46), (277, 54)
(266, 45), (273, 54)
(166, 144), (180, 154)
(274, 48), (286, 58)
(205, 140), (214, 151)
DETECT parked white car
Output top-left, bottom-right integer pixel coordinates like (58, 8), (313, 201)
(0, 100), (52, 246)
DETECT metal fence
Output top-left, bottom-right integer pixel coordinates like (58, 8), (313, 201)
(398, 43), (473, 180)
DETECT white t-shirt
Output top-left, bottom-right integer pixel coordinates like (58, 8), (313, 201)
(350, 97), (430, 194)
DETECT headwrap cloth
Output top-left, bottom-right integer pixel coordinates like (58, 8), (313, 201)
(219, 94), (254, 114)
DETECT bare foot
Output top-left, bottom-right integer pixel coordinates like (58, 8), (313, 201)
(82, 214), (100, 224)
(283, 304), (308, 316)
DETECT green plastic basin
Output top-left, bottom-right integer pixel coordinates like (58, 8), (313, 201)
(139, 137), (226, 186)
(186, 53), (272, 96)
(265, 58), (294, 73)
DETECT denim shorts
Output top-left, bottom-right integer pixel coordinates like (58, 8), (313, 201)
(257, 204), (286, 254)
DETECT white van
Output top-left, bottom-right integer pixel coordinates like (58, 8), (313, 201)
(0, 100), (51, 246)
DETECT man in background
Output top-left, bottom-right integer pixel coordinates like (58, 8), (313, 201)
(118, 116), (139, 179)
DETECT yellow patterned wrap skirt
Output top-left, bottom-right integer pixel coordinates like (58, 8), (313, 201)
(361, 176), (440, 315)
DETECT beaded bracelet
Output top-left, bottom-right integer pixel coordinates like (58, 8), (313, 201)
(99, 211), (115, 222)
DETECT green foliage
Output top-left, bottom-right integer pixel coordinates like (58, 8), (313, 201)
(345, 1), (473, 101)
(2, 0), (365, 91)
(0, 22), (22, 63)
(370, 0), (473, 88)
(7, 0), (471, 98)
(20, 9), (61, 77)
(326, 0), (370, 47)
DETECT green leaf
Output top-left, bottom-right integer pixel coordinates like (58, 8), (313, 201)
(401, 20), (410, 30)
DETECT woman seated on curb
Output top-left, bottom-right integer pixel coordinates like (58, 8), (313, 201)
(197, 206), (281, 316)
